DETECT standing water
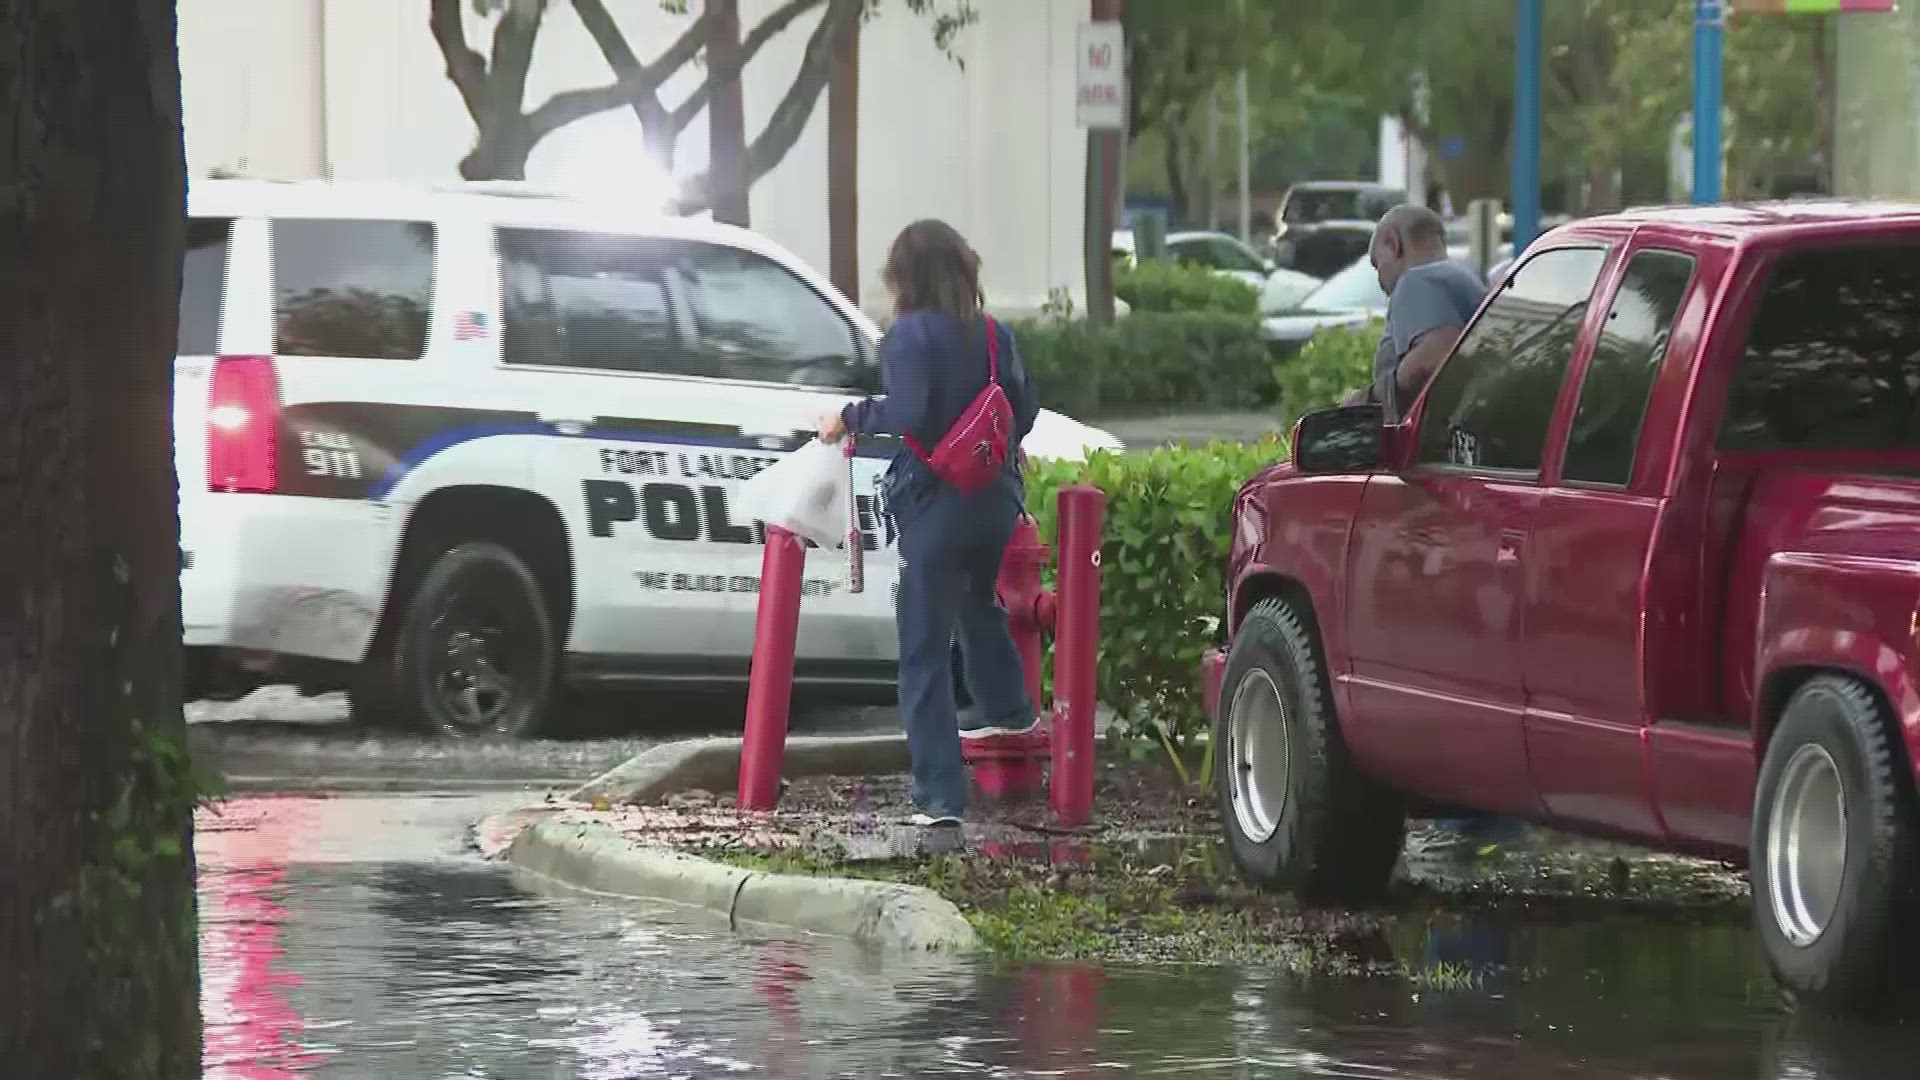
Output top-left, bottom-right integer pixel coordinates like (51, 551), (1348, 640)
(197, 791), (1917, 1078)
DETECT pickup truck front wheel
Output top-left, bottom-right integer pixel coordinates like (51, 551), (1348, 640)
(1213, 597), (1406, 902)
(1752, 674), (1920, 1015)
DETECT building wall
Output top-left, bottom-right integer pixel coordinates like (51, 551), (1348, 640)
(179, 0), (1089, 316)
(1834, 4), (1920, 198)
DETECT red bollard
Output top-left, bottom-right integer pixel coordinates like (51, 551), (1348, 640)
(739, 524), (806, 811)
(1051, 484), (1105, 828)
(961, 514), (1056, 803)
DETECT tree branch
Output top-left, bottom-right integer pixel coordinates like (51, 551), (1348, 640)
(669, 0), (826, 134)
(430, 0), (491, 124)
(676, 0), (859, 214)
(526, 0), (709, 138)
(486, 0), (545, 122)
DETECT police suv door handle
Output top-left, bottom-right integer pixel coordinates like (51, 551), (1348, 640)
(539, 413), (590, 436)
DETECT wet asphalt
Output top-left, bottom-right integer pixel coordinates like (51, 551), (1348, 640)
(198, 786), (1920, 1079)
(195, 685), (1920, 1079)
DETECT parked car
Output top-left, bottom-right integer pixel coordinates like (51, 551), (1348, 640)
(178, 179), (1122, 737)
(1114, 228), (1276, 287)
(1256, 268), (1324, 316)
(1276, 181), (1404, 230)
(1262, 245), (1510, 358)
(1205, 200), (1920, 1014)
(1272, 182), (1404, 280)
(1115, 227), (1321, 313)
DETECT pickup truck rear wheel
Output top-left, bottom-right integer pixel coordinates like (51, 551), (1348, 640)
(1213, 597), (1406, 902)
(1751, 674), (1920, 1015)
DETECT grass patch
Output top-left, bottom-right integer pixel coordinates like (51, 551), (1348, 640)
(694, 829), (1752, 980)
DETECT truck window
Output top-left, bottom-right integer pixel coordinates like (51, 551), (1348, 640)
(1561, 250), (1696, 486)
(273, 219), (434, 360)
(1721, 243), (1920, 451)
(1414, 246), (1607, 473)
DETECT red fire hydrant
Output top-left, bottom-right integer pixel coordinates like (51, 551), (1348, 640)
(962, 513), (1055, 802)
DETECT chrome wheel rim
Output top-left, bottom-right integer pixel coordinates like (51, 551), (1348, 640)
(1227, 668), (1291, 844)
(1766, 743), (1848, 948)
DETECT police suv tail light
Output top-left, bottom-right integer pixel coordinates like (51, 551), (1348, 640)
(207, 355), (280, 494)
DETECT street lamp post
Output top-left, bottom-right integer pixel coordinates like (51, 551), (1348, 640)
(1512, 0), (1542, 251)
(1693, 0), (1725, 204)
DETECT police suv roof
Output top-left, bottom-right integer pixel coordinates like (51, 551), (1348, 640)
(185, 177), (778, 255)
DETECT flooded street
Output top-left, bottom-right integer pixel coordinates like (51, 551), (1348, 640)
(196, 790), (1919, 1079)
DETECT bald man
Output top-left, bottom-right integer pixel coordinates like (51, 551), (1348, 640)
(1365, 204), (1485, 419)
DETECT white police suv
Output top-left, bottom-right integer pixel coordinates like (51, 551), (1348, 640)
(179, 180), (1122, 738)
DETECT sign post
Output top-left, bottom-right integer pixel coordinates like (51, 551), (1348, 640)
(1079, 8), (1125, 325)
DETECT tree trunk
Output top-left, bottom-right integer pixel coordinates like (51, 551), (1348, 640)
(460, 120), (535, 180)
(1164, 116), (1194, 230)
(828, 15), (861, 302)
(708, 0), (751, 226)
(0, 1), (199, 1077)
(1445, 145), (1508, 204)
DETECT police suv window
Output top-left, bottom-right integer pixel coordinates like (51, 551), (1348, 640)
(273, 219), (434, 360)
(1414, 246), (1607, 473)
(671, 242), (860, 387)
(1720, 243), (1920, 451)
(179, 217), (232, 356)
(1561, 249), (1694, 486)
(500, 230), (684, 374)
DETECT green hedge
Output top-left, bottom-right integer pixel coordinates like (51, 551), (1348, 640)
(1015, 312), (1272, 419)
(1272, 317), (1380, 432)
(1025, 438), (1287, 746)
(1115, 260), (1260, 315)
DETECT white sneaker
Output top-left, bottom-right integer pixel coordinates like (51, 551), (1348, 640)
(959, 718), (1042, 740)
(908, 812), (962, 828)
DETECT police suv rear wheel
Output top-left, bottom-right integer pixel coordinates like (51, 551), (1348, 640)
(1751, 674), (1920, 1015)
(391, 542), (557, 740)
(1213, 597), (1406, 903)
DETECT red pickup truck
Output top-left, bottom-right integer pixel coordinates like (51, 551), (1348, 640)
(1205, 201), (1920, 1014)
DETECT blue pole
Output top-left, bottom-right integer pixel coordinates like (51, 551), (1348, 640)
(1692, 0), (1724, 204)
(1512, 0), (1542, 252)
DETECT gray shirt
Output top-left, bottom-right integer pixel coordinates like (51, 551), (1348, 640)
(1372, 259), (1487, 418)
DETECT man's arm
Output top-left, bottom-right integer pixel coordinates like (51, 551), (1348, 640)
(1386, 272), (1475, 406)
(1392, 324), (1463, 402)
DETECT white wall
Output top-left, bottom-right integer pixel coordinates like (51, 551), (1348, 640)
(179, 0), (1089, 316)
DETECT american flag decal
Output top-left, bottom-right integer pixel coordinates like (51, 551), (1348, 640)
(452, 311), (488, 341)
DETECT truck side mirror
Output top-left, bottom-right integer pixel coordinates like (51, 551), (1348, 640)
(1291, 404), (1386, 474)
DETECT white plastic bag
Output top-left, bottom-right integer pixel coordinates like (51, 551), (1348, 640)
(737, 436), (852, 551)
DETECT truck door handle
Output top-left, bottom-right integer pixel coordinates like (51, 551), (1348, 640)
(1496, 529), (1524, 567)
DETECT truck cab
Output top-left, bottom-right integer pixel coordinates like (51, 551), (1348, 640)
(1209, 201), (1920, 1014)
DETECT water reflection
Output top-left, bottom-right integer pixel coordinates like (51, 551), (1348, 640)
(197, 795), (1916, 1079)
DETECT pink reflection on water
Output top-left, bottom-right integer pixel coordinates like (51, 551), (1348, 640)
(196, 796), (328, 1079)
(752, 940), (813, 1079)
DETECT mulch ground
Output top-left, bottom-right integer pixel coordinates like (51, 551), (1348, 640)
(533, 753), (1753, 972)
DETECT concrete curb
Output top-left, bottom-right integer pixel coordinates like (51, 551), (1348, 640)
(571, 733), (911, 805)
(507, 817), (980, 954)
